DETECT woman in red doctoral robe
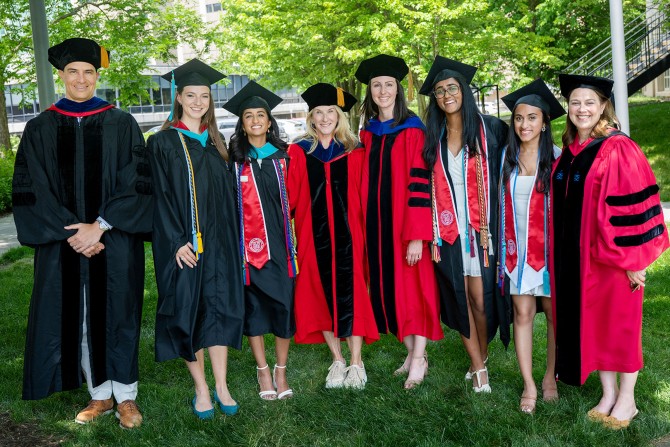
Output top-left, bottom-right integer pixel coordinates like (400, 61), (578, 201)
(355, 54), (443, 390)
(288, 83), (379, 391)
(552, 74), (669, 428)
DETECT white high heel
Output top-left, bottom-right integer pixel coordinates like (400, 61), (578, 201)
(473, 367), (491, 393)
(465, 356), (488, 381)
(257, 364), (277, 400)
(273, 364), (294, 400)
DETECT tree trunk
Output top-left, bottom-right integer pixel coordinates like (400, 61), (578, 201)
(0, 82), (12, 158)
(344, 78), (361, 137)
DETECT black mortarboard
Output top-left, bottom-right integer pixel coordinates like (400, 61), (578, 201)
(355, 54), (408, 84)
(48, 38), (110, 70)
(301, 83), (357, 112)
(558, 74), (614, 99)
(501, 78), (566, 121)
(161, 58), (226, 88)
(223, 80), (283, 116)
(419, 55), (477, 95)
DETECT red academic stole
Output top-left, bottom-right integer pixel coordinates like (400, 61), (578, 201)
(432, 117), (491, 265)
(503, 174), (546, 273)
(240, 162), (271, 269)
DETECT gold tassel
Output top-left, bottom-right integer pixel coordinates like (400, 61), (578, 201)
(336, 87), (345, 108)
(100, 46), (109, 69)
(196, 232), (204, 254)
(407, 71), (414, 102)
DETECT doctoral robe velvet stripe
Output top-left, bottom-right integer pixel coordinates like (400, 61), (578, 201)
(288, 143), (378, 344)
(551, 132), (669, 386)
(13, 106), (151, 400)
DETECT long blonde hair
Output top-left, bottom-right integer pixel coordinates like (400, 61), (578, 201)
(299, 106), (357, 153)
(562, 89), (619, 147)
(161, 85), (229, 160)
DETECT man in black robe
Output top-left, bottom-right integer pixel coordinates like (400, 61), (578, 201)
(12, 38), (152, 429)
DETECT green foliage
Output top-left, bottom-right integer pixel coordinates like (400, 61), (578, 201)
(0, 0), (214, 142)
(0, 154), (14, 214)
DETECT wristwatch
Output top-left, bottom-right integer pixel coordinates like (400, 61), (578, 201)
(96, 217), (112, 232)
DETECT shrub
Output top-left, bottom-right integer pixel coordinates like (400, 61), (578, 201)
(0, 154), (14, 214)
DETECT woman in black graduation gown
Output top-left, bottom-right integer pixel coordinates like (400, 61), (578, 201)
(420, 56), (508, 393)
(149, 59), (244, 419)
(225, 81), (296, 400)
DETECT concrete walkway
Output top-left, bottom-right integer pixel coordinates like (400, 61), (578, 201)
(0, 213), (19, 256)
(2, 203), (670, 256)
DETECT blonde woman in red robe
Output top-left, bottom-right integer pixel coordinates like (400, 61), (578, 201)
(498, 79), (565, 414)
(552, 74), (669, 429)
(288, 83), (379, 390)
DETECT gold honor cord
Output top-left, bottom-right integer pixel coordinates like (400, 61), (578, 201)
(178, 132), (204, 259)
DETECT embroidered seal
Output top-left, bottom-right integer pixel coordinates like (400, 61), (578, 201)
(248, 238), (265, 253)
(507, 239), (517, 255)
(440, 210), (454, 226)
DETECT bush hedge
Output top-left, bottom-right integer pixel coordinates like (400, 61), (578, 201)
(0, 154), (14, 214)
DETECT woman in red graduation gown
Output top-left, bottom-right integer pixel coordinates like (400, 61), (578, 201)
(552, 74), (669, 428)
(288, 83), (379, 390)
(498, 79), (565, 413)
(420, 56), (508, 393)
(149, 59), (244, 419)
(226, 81), (297, 401)
(355, 54), (443, 389)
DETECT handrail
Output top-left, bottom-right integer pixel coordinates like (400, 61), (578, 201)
(564, 2), (668, 83)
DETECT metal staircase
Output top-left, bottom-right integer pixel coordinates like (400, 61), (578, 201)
(564, 3), (669, 96)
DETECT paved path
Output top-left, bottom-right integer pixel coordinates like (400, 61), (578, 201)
(0, 213), (19, 256)
(2, 202), (670, 256)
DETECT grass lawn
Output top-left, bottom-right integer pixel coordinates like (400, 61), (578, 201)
(0, 101), (669, 446)
(1, 242), (669, 447)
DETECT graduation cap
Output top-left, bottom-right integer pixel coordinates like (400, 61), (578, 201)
(419, 55), (477, 95)
(558, 73), (614, 99)
(355, 54), (409, 84)
(301, 83), (357, 112)
(161, 59), (226, 121)
(48, 38), (110, 70)
(161, 58), (226, 88)
(223, 80), (283, 117)
(501, 78), (566, 120)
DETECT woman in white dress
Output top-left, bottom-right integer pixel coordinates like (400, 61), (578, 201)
(499, 79), (565, 414)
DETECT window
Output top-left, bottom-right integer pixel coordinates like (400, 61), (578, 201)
(664, 69), (670, 91)
(205, 3), (222, 13)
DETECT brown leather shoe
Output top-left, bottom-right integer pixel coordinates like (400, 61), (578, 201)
(115, 399), (143, 429)
(75, 398), (114, 424)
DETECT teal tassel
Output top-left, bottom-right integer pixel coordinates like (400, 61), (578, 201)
(168, 72), (176, 121)
(543, 270), (551, 295)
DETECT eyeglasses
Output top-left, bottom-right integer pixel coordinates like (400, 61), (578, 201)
(433, 85), (460, 98)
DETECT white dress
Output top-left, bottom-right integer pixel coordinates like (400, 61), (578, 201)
(448, 148), (482, 277)
(507, 175), (548, 297)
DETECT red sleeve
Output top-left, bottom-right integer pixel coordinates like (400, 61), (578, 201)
(287, 143), (306, 214)
(591, 135), (669, 271)
(401, 127), (433, 242)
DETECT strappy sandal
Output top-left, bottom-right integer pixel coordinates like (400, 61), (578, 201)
(472, 367), (491, 393)
(404, 355), (428, 390)
(256, 364), (277, 400)
(273, 364), (294, 400)
(520, 395), (537, 414)
(465, 356), (488, 381)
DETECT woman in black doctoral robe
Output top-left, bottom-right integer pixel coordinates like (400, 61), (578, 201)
(149, 59), (244, 419)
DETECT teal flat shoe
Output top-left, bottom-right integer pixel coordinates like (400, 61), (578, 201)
(192, 396), (215, 420)
(214, 391), (239, 416)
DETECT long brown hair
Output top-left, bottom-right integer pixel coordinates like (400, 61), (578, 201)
(161, 85), (229, 160)
(359, 79), (414, 129)
(561, 89), (619, 147)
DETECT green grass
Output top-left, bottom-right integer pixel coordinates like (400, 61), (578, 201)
(1, 243), (670, 446)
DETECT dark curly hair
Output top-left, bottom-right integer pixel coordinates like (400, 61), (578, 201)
(229, 112), (288, 163)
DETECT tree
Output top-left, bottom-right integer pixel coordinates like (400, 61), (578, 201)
(0, 0), (211, 157)
(216, 0), (567, 126)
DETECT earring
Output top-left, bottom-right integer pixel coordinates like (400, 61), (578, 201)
(267, 128), (271, 134)
(541, 125), (546, 132)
